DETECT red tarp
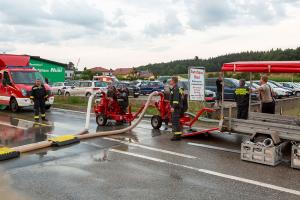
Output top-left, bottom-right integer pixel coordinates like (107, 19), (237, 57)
(0, 54), (30, 70)
(222, 61), (300, 73)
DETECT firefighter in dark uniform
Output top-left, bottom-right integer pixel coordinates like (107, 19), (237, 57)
(169, 76), (182, 141)
(234, 79), (250, 119)
(30, 79), (48, 121)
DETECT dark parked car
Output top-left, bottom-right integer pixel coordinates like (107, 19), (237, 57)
(114, 82), (140, 98)
(206, 78), (257, 100)
(139, 81), (164, 95)
(205, 78), (240, 100)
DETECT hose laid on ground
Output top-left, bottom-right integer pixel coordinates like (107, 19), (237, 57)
(11, 92), (158, 153)
(77, 91), (158, 139)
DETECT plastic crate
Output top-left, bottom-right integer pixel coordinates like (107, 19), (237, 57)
(241, 141), (288, 166)
(291, 143), (300, 169)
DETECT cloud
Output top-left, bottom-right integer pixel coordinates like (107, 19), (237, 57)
(0, 0), (47, 25)
(48, 0), (105, 30)
(184, 0), (300, 30)
(144, 11), (184, 38)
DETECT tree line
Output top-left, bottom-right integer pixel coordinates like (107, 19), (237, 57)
(137, 47), (300, 75)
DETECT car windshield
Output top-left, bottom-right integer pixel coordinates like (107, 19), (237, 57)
(95, 82), (107, 87)
(64, 82), (73, 86)
(10, 71), (45, 84)
(230, 79), (240, 86)
(246, 82), (260, 88)
(271, 81), (283, 87)
(267, 82), (279, 88)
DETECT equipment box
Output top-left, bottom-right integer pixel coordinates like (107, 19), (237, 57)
(241, 141), (288, 166)
(291, 144), (300, 169)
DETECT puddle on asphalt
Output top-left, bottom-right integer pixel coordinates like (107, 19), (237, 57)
(0, 169), (29, 200)
(92, 148), (109, 162)
(0, 117), (53, 147)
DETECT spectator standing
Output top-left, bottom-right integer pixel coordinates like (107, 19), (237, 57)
(252, 75), (275, 114)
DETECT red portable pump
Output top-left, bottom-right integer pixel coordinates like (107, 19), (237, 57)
(151, 92), (219, 137)
(94, 91), (144, 126)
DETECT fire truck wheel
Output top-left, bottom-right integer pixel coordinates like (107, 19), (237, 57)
(96, 114), (107, 126)
(151, 115), (162, 129)
(10, 98), (20, 113)
(65, 92), (70, 96)
(45, 105), (51, 110)
(57, 90), (62, 95)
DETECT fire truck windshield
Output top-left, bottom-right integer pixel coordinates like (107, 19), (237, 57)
(10, 71), (45, 84)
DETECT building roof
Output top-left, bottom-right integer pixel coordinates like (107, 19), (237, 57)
(0, 54), (30, 70)
(113, 68), (133, 75)
(138, 70), (154, 78)
(30, 56), (68, 68)
(89, 67), (111, 72)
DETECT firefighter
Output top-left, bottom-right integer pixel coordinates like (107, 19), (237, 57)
(234, 79), (250, 119)
(30, 79), (48, 122)
(169, 76), (182, 141)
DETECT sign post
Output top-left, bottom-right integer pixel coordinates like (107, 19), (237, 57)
(188, 67), (205, 101)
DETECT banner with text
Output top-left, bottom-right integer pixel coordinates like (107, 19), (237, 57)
(189, 67), (205, 101)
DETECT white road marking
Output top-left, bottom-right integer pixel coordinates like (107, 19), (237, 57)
(111, 149), (300, 196)
(188, 142), (241, 154)
(103, 137), (197, 159)
(0, 122), (27, 130)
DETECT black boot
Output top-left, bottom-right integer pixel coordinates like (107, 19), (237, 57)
(42, 117), (48, 121)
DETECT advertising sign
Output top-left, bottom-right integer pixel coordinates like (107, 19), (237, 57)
(189, 67), (205, 101)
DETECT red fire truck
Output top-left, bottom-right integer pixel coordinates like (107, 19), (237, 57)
(0, 54), (54, 112)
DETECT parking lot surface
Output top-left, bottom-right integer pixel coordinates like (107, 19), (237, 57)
(0, 108), (299, 200)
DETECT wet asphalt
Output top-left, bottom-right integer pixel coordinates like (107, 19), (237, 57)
(0, 108), (299, 200)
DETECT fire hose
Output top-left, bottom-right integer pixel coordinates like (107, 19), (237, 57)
(7, 91), (159, 156)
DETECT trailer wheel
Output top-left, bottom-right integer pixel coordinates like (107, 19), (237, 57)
(57, 89), (62, 95)
(96, 114), (107, 126)
(10, 98), (19, 113)
(151, 115), (162, 129)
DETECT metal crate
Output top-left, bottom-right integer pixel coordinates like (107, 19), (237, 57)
(241, 141), (288, 166)
(291, 143), (300, 169)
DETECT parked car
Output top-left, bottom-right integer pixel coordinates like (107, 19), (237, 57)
(205, 78), (240, 100)
(268, 80), (294, 96)
(280, 82), (300, 97)
(139, 81), (164, 95)
(253, 81), (289, 99)
(64, 81), (108, 97)
(51, 82), (74, 95)
(114, 82), (140, 98)
(93, 75), (119, 83)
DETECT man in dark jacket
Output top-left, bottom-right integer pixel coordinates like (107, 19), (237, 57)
(30, 79), (48, 121)
(234, 79), (250, 119)
(170, 76), (182, 141)
(216, 74), (223, 107)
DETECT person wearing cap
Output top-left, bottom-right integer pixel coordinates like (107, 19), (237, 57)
(234, 79), (250, 119)
(169, 76), (182, 141)
(30, 79), (48, 121)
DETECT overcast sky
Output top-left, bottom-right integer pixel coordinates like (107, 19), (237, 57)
(0, 0), (300, 70)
